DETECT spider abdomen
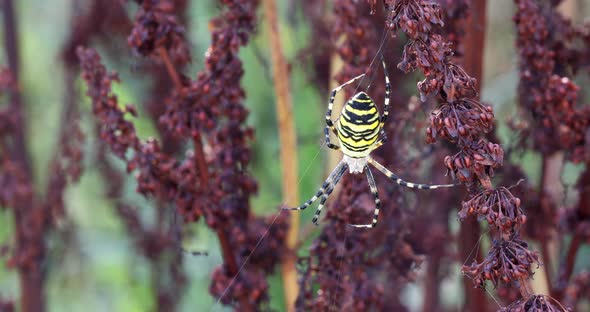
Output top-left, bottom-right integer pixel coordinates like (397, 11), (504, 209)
(337, 92), (381, 158)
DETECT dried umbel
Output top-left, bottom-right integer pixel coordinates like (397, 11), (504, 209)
(386, 0), (499, 189)
(388, 0), (444, 39)
(460, 187), (526, 235)
(428, 99), (494, 143)
(500, 294), (570, 312)
(384, 0), (552, 308)
(392, 1), (477, 102)
(463, 236), (540, 289)
(444, 139), (503, 184)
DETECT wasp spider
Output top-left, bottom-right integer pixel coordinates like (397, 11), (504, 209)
(286, 60), (457, 228)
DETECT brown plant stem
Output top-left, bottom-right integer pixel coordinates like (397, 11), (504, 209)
(192, 134), (210, 183)
(2, 0), (31, 177)
(555, 167), (590, 299)
(578, 167), (590, 218)
(558, 232), (581, 288)
(538, 152), (564, 297)
(458, 1), (487, 310)
(461, 0), (486, 93)
(216, 228), (254, 312)
(518, 277), (533, 299)
(262, 0), (299, 310)
(158, 47), (183, 90)
(217, 229), (239, 275)
(180, 58), (253, 312)
(2, 0), (44, 311)
(458, 220), (485, 310)
(422, 255), (441, 312)
(159, 44), (209, 186)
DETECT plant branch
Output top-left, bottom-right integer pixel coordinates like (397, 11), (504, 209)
(192, 134), (210, 184)
(262, 0), (299, 310)
(158, 47), (183, 90)
(538, 151), (564, 296)
(459, 0), (488, 309)
(2, 0), (31, 177)
(2, 0), (44, 311)
(558, 231), (581, 288)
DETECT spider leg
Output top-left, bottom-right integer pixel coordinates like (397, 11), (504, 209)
(368, 156), (458, 189)
(380, 59), (391, 127)
(349, 165), (380, 229)
(324, 126), (340, 150)
(284, 161), (346, 211)
(311, 162), (348, 226)
(372, 60), (390, 152)
(325, 73), (366, 149)
(372, 129), (388, 151)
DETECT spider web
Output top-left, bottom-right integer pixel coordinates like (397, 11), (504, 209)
(209, 24), (392, 311)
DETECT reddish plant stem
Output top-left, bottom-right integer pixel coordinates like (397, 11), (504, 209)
(577, 167), (590, 218)
(187, 89), (254, 312)
(458, 221), (485, 310)
(192, 134), (209, 184)
(558, 232), (581, 288)
(422, 255), (441, 312)
(2, 0), (31, 178)
(162, 47), (248, 308)
(458, 0), (487, 309)
(216, 229), (239, 275)
(158, 45), (209, 186)
(158, 47), (183, 90)
(158, 42), (210, 186)
(555, 167), (590, 299)
(216, 228), (253, 312)
(2, 1), (44, 311)
(461, 0), (486, 93)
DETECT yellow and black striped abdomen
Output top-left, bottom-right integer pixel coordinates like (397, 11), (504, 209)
(337, 92), (381, 158)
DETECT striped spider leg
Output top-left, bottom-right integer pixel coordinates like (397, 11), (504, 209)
(284, 161), (348, 227)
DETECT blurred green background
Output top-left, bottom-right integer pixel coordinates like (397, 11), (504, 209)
(0, 1), (588, 311)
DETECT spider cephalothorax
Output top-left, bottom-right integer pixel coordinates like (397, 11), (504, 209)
(286, 61), (456, 228)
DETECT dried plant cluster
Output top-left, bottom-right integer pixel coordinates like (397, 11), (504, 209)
(514, 0), (590, 162)
(512, 0), (590, 310)
(384, 0), (577, 311)
(77, 1), (288, 310)
(2, 0), (590, 311)
(385, 0), (532, 299)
